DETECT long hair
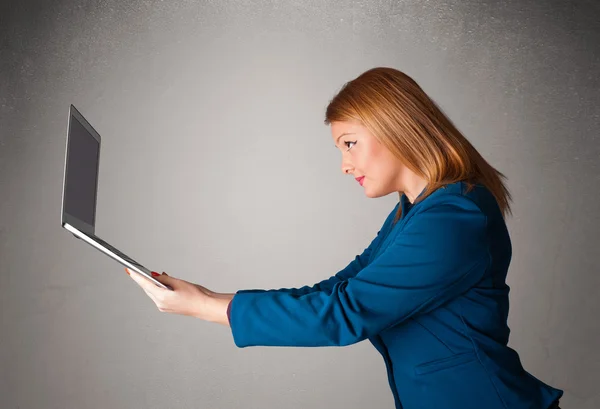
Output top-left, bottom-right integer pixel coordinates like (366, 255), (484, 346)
(324, 67), (512, 223)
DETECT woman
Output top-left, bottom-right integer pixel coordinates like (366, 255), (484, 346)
(127, 67), (563, 409)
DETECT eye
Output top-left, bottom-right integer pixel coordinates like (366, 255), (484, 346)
(345, 141), (356, 150)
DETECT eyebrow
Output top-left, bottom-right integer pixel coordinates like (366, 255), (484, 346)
(334, 132), (355, 147)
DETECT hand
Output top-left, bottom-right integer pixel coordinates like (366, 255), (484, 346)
(126, 268), (214, 319)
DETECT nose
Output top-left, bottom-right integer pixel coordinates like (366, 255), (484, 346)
(341, 156), (353, 175)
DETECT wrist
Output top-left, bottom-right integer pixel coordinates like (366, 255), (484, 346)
(204, 292), (235, 326)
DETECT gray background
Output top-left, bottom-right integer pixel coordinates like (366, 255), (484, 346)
(1, 0), (598, 408)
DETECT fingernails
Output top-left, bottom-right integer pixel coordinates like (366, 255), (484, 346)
(125, 268), (130, 275)
(151, 272), (160, 277)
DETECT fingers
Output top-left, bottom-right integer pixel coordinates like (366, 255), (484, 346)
(126, 268), (167, 308)
(124, 268), (210, 317)
(152, 272), (178, 291)
(126, 268), (178, 293)
(127, 268), (162, 291)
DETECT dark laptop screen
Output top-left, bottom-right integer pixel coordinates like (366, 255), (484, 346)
(64, 115), (100, 226)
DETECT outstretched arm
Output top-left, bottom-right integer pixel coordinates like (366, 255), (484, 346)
(228, 196), (489, 348)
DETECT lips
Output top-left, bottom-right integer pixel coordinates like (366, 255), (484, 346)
(355, 176), (365, 186)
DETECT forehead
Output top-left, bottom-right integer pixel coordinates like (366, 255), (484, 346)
(330, 120), (366, 138)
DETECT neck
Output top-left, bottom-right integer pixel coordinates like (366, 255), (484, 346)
(403, 176), (428, 204)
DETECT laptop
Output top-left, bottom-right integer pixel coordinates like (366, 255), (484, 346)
(61, 104), (172, 290)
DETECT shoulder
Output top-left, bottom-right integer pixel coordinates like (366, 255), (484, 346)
(415, 182), (487, 220)
(382, 183), (490, 267)
(404, 182), (489, 244)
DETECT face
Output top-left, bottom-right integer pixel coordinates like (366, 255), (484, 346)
(331, 120), (409, 198)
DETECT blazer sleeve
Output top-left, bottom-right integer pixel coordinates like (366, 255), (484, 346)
(229, 196), (489, 348)
(226, 238), (379, 325)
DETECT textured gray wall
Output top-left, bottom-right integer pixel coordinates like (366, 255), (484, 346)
(1, 0), (598, 408)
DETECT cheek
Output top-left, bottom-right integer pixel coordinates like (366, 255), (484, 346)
(359, 145), (378, 172)
(362, 145), (386, 175)
(370, 148), (399, 182)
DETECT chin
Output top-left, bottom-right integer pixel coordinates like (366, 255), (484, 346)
(364, 186), (395, 199)
(364, 188), (382, 198)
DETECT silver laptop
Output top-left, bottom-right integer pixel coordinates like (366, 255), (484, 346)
(61, 104), (172, 290)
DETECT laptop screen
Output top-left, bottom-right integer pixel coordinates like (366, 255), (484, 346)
(64, 115), (100, 227)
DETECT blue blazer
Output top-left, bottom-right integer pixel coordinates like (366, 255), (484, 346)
(229, 181), (563, 409)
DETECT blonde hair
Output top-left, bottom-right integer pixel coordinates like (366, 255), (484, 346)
(324, 67), (512, 222)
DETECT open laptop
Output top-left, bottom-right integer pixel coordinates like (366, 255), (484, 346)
(61, 104), (172, 290)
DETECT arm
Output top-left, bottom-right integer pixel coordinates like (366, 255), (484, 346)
(228, 196), (489, 348)
(224, 238), (379, 325)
